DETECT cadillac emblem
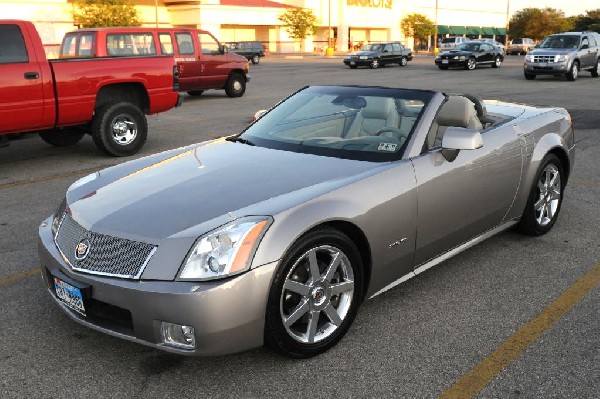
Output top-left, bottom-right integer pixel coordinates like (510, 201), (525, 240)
(75, 239), (91, 260)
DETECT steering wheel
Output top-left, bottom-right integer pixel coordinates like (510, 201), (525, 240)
(374, 127), (409, 139)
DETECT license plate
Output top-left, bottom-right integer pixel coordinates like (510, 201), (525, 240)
(442, 59), (449, 64)
(350, 61), (356, 65)
(538, 62), (547, 67)
(54, 277), (86, 316)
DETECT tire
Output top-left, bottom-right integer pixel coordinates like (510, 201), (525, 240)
(349, 65), (358, 69)
(516, 154), (565, 236)
(438, 65), (448, 70)
(492, 56), (502, 68)
(265, 227), (364, 358)
(39, 128), (85, 147)
(370, 59), (379, 69)
(566, 61), (579, 81)
(91, 102), (147, 157)
(465, 58), (476, 70)
(224, 73), (246, 97)
(524, 73), (536, 80)
(399, 56), (408, 67)
(187, 90), (204, 96)
(591, 59), (599, 78)
(251, 54), (260, 64)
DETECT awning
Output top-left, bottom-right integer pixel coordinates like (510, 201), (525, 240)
(449, 26), (467, 35)
(481, 27), (497, 35)
(466, 26), (483, 35)
(437, 25), (451, 35)
(495, 28), (507, 35)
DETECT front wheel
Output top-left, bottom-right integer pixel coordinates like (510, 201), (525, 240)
(465, 58), (476, 70)
(39, 127), (85, 147)
(438, 65), (448, 70)
(91, 102), (147, 157)
(224, 73), (246, 97)
(492, 56), (502, 68)
(524, 73), (536, 80)
(591, 59), (599, 78)
(399, 56), (408, 67)
(566, 61), (579, 81)
(265, 228), (363, 358)
(251, 54), (260, 64)
(370, 59), (380, 69)
(517, 154), (565, 236)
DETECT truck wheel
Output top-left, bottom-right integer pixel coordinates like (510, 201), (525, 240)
(91, 102), (147, 157)
(566, 61), (579, 81)
(225, 73), (246, 97)
(39, 128), (85, 147)
(251, 54), (260, 64)
(187, 90), (204, 96)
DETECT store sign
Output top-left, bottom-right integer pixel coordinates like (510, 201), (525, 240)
(347, 0), (393, 9)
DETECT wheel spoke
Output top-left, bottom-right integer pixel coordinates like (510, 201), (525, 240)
(331, 280), (354, 296)
(323, 251), (341, 282)
(283, 299), (310, 328)
(307, 250), (321, 281)
(323, 304), (343, 326)
(537, 180), (545, 193)
(534, 196), (545, 211)
(307, 311), (320, 343)
(549, 188), (561, 202)
(284, 280), (311, 297)
(548, 171), (559, 189)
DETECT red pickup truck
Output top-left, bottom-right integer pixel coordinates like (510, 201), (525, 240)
(0, 20), (182, 156)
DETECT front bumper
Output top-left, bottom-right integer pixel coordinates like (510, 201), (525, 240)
(38, 217), (277, 356)
(435, 58), (467, 68)
(524, 61), (571, 75)
(343, 58), (373, 67)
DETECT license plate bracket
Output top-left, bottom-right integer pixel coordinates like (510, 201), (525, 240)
(50, 270), (90, 317)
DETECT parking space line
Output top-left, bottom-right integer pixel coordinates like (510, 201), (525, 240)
(0, 268), (40, 286)
(0, 166), (102, 191)
(439, 261), (600, 399)
(570, 179), (600, 188)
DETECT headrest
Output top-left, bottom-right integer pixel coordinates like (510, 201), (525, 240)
(361, 97), (396, 119)
(436, 96), (475, 128)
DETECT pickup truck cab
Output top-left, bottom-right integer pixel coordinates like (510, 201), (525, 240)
(62, 27), (250, 98)
(0, 20), (182, 156)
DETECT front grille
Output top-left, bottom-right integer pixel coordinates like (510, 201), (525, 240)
(55, 213), (156, 279)
(533, 55), (555, 63)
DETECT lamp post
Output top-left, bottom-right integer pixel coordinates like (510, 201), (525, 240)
(155, 0), (159, 28)
(505, 0), (510, 45)
(328, 0), (332, 48)
(433, 0), (439, 54)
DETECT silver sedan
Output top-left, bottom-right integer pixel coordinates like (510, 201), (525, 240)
(39, 86), (575, 357)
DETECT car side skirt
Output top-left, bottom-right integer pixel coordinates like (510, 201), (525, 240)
(369, 220), (519, 299)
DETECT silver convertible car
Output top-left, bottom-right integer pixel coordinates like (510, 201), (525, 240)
(39, 86), (574, 358)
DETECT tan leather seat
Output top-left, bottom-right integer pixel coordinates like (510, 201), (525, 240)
(346, 97), (400, 138)
(430, 96), (483, 148)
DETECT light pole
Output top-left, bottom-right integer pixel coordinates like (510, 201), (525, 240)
(433, 0), (439, 53)
(155, 0), (159, 28)
(328, 0), (332, 48)
(505, 0), (510, 45)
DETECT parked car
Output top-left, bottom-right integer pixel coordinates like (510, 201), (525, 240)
(61, 27), (250, 98)
(0, 20), (182, 156)
(471, 38), (505, 55)
(439, 36), (470, 51)
(435, 42), (504, 70)
(508, 38), (535, 55)
(226, 41), (265, 64)
(523, 31), (600, 81)
(343, 42), (412, 69)
(40, 85), (574, 358)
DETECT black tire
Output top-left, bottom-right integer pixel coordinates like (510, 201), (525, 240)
(39, 128), (85, 147)
(566, 61), (579, 81)
(349, 65), (358, 69)
(224, 73), (246, 97)
(491, 56), (502, 68)
(187, 90), (204, 96)
(465, 57), (476, 70)
(91, 102), (147, 157)
(370, 59), (380, 69)
(251, 54), (260, 64)
(399, 56), (408, 67)
(591, 59), (599, 78)
(524, 73), (536, 80)
(516, 154), (565, 236)
(265, 227), (364, 358)
(438, 65), (448, 70)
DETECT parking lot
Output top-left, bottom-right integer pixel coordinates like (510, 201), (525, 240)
(1, 55), (599, 398)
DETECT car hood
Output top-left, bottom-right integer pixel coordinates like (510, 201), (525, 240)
(527, 48), (573, 56)
(349, 50), (379, 57)
(440, 50), (474, 57)
(66, 139), (377, 242)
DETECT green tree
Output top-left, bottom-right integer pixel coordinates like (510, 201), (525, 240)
(508, 8), (573, 41)
(573, 9), (600, 31)
(73, 0), (141, 28)
(278, 8), (319, 52)
(400, 13), (435, 44)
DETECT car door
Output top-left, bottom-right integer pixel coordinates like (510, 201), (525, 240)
(380, 43), (394, 65)
(0, 23), (47, 134)
(579, 36), (594, 69)
(477, 43), (494, 64)
(410, 113), (523, 266)
(174, 31), (201, 91)
(197, 32), (229, 88)
(392, 43), (403, 62)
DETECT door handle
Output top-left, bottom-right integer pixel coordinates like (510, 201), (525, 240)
(24, 72), (39, 79)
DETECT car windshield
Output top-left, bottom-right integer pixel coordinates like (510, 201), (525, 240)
(441, 38), (456, 44)
(239, 86), (434, 162)
(539, 35), (580, 49)
(361, 43), (383, 51)
(512, 39), (523, 44)
(455, 43), (481, 52)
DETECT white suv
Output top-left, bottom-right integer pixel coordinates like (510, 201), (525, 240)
(439, 37), (470, 51)
(508, 38), (535, 55)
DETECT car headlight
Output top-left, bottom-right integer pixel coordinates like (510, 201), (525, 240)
(554, 54), (570, 62)
(525, 54), (534, 62)
(359, 55), (369, 60)
(179, 216), (272, 280)
(459, 56), (466, 60)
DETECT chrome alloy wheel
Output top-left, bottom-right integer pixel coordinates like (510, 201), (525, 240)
(280, 245), (354, 344)
(110, 115), (137, 145)
(467, 58), (476, 70)
(572, 63), (579, 79)
(534, 163), (561, 226)
(495, 57), (502, 67)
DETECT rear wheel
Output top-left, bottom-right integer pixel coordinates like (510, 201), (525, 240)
(187, 90), (204, 96)
(251, 54), (260, 64)
(492, 56), (502, 68)
(517, 154), (565, 236)
(265, 228), (363, 358)
(524, 73), (536, 80)
(465, 58), (476, 70)
(91, 102), (147, 157)
(591, 59), (599, 78)
(39, 128), (85, 147)
(224, 73), (246, 97)
(399, 56), (408, 67)
(566, 61), (579, 81)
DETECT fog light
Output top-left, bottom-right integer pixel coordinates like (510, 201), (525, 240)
(161, 322), (196, 350)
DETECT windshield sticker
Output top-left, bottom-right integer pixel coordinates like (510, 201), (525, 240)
(378, 143), (397, 152)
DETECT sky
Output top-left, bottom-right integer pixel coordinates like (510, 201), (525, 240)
(510, 0), (598, 16)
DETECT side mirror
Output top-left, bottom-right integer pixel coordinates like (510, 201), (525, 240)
(581, 44), (589, 50)
(441, 127), (483, 161)
(479, 49), (485, 53)
(382, 49), (389, 53)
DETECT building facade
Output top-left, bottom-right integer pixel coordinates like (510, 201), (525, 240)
(1, 0), (509, 56)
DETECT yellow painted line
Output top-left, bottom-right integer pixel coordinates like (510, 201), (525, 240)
(570, 179), (600, 188)
(439, 261), (600, 399)
(0, 166), (103, 191)
(0, 268), (40, 286)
